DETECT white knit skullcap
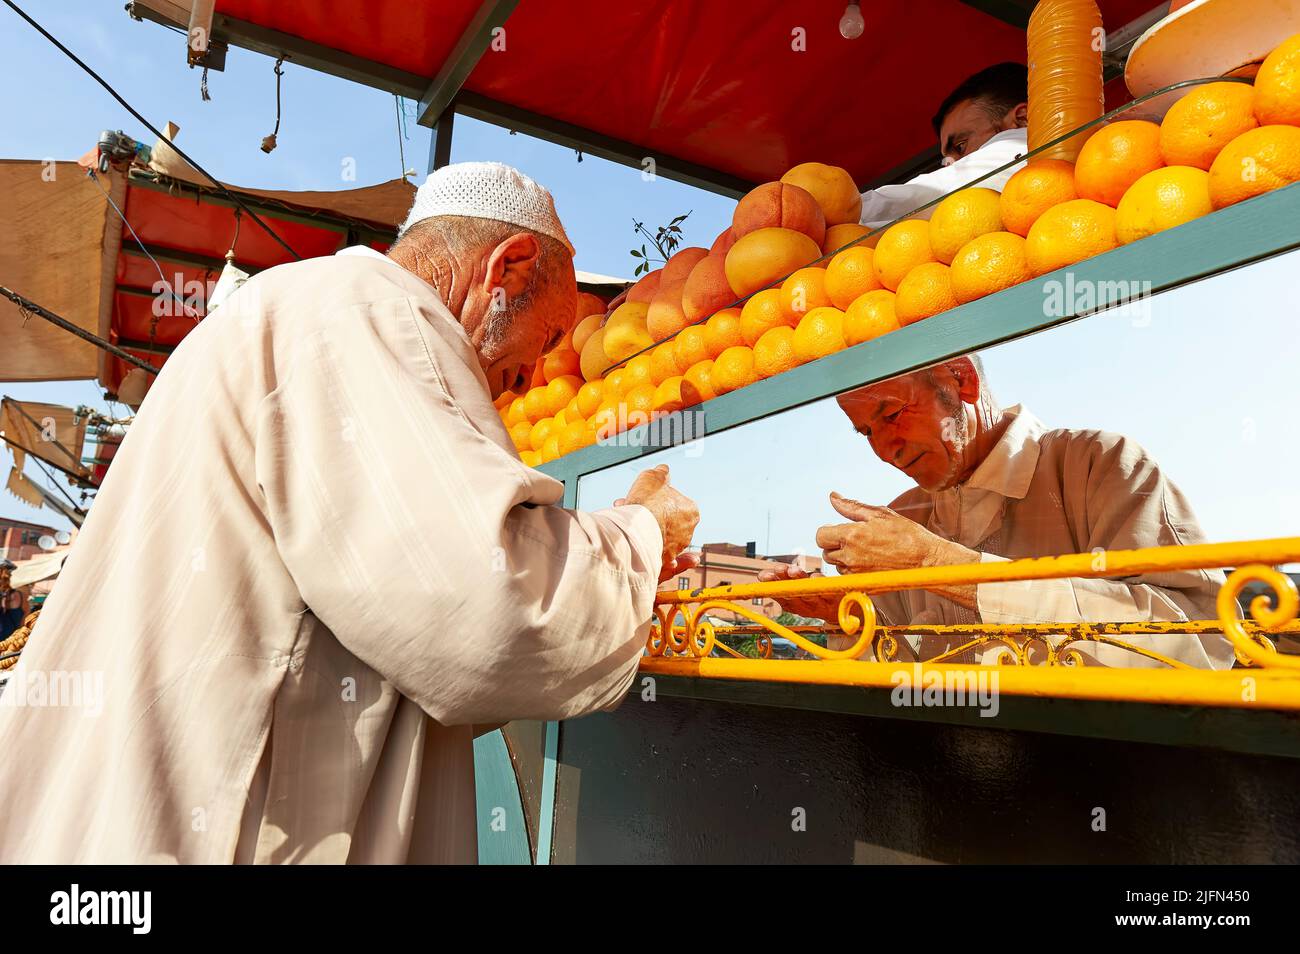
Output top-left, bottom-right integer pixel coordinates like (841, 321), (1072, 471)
(398, 161), (575, 256)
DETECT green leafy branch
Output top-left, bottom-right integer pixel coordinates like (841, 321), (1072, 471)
(629, 211), (692, 276)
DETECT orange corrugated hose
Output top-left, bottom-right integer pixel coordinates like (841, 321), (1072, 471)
(1027, 0), (1105, 163)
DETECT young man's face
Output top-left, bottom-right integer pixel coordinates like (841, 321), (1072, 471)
(938, 97), (1025, 164)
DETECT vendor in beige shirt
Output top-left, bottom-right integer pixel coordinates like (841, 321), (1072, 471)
(0, 162), (699, 864)
(764, 355), (1233, 669)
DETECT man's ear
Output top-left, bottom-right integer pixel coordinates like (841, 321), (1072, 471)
(484, 232), (541, 303)
(948, 357), (982, 404)
(1007, 102), (1028, 129)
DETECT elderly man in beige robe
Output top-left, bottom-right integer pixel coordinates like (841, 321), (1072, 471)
(0, 162), (698, 863)
(764, 355), (1233, 669)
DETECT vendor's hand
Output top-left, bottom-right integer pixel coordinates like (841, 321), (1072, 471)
(618, 464), (700, 583)
(756, 563), (842, 621)
(815, 491), (977, 574)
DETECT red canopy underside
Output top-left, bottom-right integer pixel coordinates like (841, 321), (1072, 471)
(218, 0), (1154, 185)
(105, 180), (393, 393)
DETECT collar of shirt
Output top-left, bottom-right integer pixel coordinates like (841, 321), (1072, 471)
(929, 404), (1045, 548)
(336, 245), (396, 265)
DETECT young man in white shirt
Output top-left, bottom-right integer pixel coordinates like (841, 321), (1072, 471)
(860, 63), (1030, 228)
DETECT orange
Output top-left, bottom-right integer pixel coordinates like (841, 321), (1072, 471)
(724, 227), (823, 296)
(822, 222), (873, 256)
(1160, 82), (1258, 171)
(844, 289), (900, 345)
(710, 346), (757, 395)
(779, 267), (833, 320)
(623, 354), (655, 392)
(739, 288), (792, 346)
(602, 301), (654, 363)
(681, 359), (718, 405)
(508, 421), (532, 452)
(753, 326), (801, 379)
(648, 340), (680, 385)
(652, 376), (685, 416)
(680, 253), (736, 324)
(792, 306), (847, 362)
(622, 384), (657, 425)
(575, 291), (606, 325)
(732, 181), (826, 244)
(872, 220), (935, 291)
(579, 327), (609, 381)
(661, 246), (710, 286)
(564, 395), (583, 422)
(589, 399), (620, 439)
(542, 347), (582, 382)
(571, 313), (604, 354)
(999, 159), (1078, 237)
(1207, 124), (1300, 209)
(540, 433), (561, 463)
(505, 396), (528, 427)
(576, 380), (604, 419)
(1115, 166), (1212, 244)
(625, 269), (663, 305)
(557, 420), (595, 456)
(1024, 199), (1118, 277)
(949, 232), (1030, 304)
(603, 367), (629, 399)
(702, 307), (745, 357)
(780, 162), (863, 225)
(544, 375), (582, 416)
(520, 449), (542, 468)
(928, 188), (1004, 263)
(529, 416), (556, 453)
(672, 324), (712, 371)
(895, 262), (957, 325)
(522, 387), (550, 425)
(1074, 120), (1165, 207)
(824, 246), (882, 309)
(1254, 33), (1300, 127)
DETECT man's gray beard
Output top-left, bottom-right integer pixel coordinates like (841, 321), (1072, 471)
(935, 401), (971, 491)
(483, 288), (530, 352)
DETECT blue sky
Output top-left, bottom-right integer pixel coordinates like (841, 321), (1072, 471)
(3, 1), (1298, 563)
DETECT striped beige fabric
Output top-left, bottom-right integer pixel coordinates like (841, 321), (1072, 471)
(0, 249), (661, 863)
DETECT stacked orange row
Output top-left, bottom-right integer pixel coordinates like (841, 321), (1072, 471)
(501, 34), (1300, 466)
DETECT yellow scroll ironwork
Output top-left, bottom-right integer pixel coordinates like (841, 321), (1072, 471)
(644, 538), (1300, 705)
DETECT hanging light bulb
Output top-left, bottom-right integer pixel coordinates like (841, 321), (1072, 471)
(839, 1), (865, 40)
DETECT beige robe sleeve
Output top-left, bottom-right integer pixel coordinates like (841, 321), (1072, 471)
(254, 291), (662, 726)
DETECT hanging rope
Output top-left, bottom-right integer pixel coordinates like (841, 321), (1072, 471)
(395, 96), (407, 179)
(261, 56), (284, 153)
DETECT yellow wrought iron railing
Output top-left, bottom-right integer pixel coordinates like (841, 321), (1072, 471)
(641, 538), (1300, 710)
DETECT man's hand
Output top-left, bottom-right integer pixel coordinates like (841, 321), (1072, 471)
(755, 562), (842, 621)
(618, 464), (700, 583)
(815, 492), (982, 611)
(815, 492), (977, 573)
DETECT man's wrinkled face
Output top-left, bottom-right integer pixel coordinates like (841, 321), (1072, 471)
(938, 97), (1023, 164)
(836, 371), (972, 492)
(470, 257), (577, 399)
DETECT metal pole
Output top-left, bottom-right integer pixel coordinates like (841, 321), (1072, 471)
(0, 286), (159, 376)
(429, 106), (455, 173)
